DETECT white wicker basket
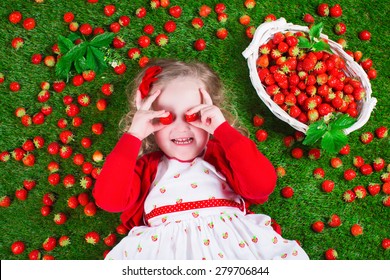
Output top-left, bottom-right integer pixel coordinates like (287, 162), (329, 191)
(242, 17), (377, 135)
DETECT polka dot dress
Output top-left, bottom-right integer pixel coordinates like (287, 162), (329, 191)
(105, 156), (309, 260)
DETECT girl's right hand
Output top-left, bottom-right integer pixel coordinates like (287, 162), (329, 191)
(127, 89), (169, 140)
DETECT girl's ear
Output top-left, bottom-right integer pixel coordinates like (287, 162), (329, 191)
(135, 89), (142, 110)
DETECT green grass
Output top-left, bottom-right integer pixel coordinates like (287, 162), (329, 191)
(0, 0), (389, 260)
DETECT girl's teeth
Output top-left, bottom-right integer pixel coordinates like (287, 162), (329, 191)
(173, 138), (193, 145)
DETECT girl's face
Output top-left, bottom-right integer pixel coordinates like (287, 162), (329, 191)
(152, 77), (209, 161)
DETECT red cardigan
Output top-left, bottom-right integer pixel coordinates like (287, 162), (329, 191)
(93, 122), (277, 229)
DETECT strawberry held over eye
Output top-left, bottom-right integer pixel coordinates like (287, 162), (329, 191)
(160, 112), (174, 125)
(185, 112), (199, 122)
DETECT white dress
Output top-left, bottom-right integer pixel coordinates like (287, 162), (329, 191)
(105, 156), (309, 260)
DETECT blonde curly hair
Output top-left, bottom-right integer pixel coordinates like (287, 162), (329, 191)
(119, 58), (248, 156)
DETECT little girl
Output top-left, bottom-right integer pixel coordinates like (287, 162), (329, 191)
(93, 59), (309, 260)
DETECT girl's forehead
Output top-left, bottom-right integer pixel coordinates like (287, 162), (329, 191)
(155, 77), (203, 105)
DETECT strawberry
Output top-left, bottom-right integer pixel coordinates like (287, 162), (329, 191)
(191, 18), (204, 29)
(85, 231), (100, 245)
(84, 201), (97, 216)
(344, 169), (357, 181)
(9, 81), (21, 91)
(114, 62), (127, 74)
(375, 126), (388, 139)
(329, 4), (343, 18)
(360, 131), (374, 144)
(82, 70), (96, 82)
(79, 23), (93, 36)
(14, 107), (26, 118)
(382, 182), (390, 195)
(281, 186), (294, 198)
(256, 54), (269, 68)
(308, 148), (321, 160)
(244, 0), (256, 9)
(291, 147), (304, 159)
(359, 163), (373, 176)
(381, 173), (390, 183)
(42, 237), (57, 251)
(358, 30), (371, 41)
(80, 176), (93, 189)
(372, 158), (385, 172)
(321, 180), (334, 193)
(77, 94), (91, 107)
(47, 142), (60, 155)
(92, 123), (104, 135)
(63, 12), (74, 23)
(367, 183), (381, 196)
(33, 136), (45, 149)
(311, 221), (324, 233)
(317, 4), (329, 17)
(41, 205), (51, 216)
(199, 5), (212, 17)
(59, 145), (73, 159)
(15, 188), (28, 200)
(164, 20), (176, 33)
(328, 214), (341, 227)
(276, 166), (286, 177)
(185, 113), (198, 122)
(343, 189), (356, 203)
(32, 112), (45, 125)
(264, 14), (277, 22)
(150, 0), (160, 9)
(72, 116), (83, 127)
(353, 185), (367, 199)
(303, 13), (314, 23)
(63, 174), (76, 188)
(103, 233), (117, 247)
(22, 153), (35, 167)
(155, 34), (169, 46)
(245, 26), (255, 39)
(53, 212), (67, 225)
(81, 137), (92, 148)
(216, 28), (228, 40)
(118, 15), (130, 27)
(72, 74), (84, 86)
(67, 195), (79, 209)
(96, 98), (107, 111)
(160, 0), (170, 8)
(239, 15), (251, 25)
(0, 196), (11, 208)
(255, 129), (268, 142)
(78, 192), (90, 206)
(23, 18), (36, 30)
(23, 179), (36, 191)
(31, 53), (43, 64)
(127, 48), (141, 60)
(66, 104), (80, 117)
(43, 55), (56, 67)
(135, 7), (147, 18)
(194, 39), (206, 51)
(22, 139), (35, 152)
(37, 90), (50, 103)
(48, 173), (60, 186)
(58, 236), (71, 247)
(116, 223), (129, 235)
(253, 115), (264, 127)
(112, 36), (126, 49)
(313, 167), (325, 179)
(334, 22), (346, 35)
(169, 5), (182, 18)
(325, 248), (338, 260)
(12, 148), (25, 161)
(28, 249), (41, 260)
(214, 3), (226, 14)
(9, 11), (22, 24)
(11, 241), (25, 255)
(383, 196), (390, 207)
(42, 192), (56, 206)
(382, 238), (390, 250)
(52, 80), (66, 93)
(104, 4), (116, 16)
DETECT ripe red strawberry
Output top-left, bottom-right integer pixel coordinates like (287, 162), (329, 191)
(53, 212), (67, 225)
(382, 182), (390, 195)
(72, 116), (83, 127)
(127, 48), (141, 60)
(81, 137), (92, 148)
(119, 15), (130, 27)
(114, 62), (127, 74)
(32, 112), (45, 125)
(92, 123), (104, 135)
(256, 54), (269, 68)
(255, 129), (268, 142)
(276, 166), (286, 177)
(23, 18), (36, 30)
(150, 0), (160, 9)
(28, 249), (41, 260)
(313, 167), (325, 179)
(353, 156), (365, 168)
(321, 180), (335, 193)
(80, 176), (93, 189)
(185, 112), (199, 122)
(77, 93), (91, 107)
(84, 201), (97, 216)
(42, 237), (57, 251)
(160, 0), (169, 8)
(375, 126), (388, 139)
(63, 174), (76, 188)
(67, 195), (79, 209)
(308, 148), (321, 160)
(383, 196), (390, 207)
(43, 55), (56, 67)
(281, 186), (294, 198)
(159, 112), (174, 125)
(191, 18), (204, 29)
(101, 83), (114, 95)
(214, 3), (226, 14)
(245, 26), (255, 39)
(58, 236), (71, 247)
(63, 12), (74, 23)
(0, 196), (11, 208)
(253, 115), (264, 127)
(72, 74), (84, 86)
(22, 153), (35, 167)
(303, 13), (314, 23)
(104, 4), (116, 16)
(334, 22), (346, 35)
(85, 231), (100, 245)
(82, 70), (96, 82)
(291, 147), (304, 159)
(264, 14), (276, 22)
(116, 223), (129, 235)
(42, 192), (56, 206)
(41, 205), (51, 216)
(311, 221), (324, 233)
(155, 34), (169, 46)
(78, 192), (90, 206)
(367, 183), (381, 196)
(23, 179), (36, 191)
(104, 233), (117, 247)
(381, 173), (390, 183)
(22, 139), (35, 152)
(194, 39), (206, 51)
(338, 144), (350, 155)
(66, 104), (80, 117)
(216, 28), (228, 40)
(59, 145), (73, 159)
(353, 185), (367, 199)
(41, 105), (53, 116)
(382, 238), (390, 250)
(47, 161), (59, 173)
(343, 189), (356, 203)
(47, 142), (60, 155)
(79, 23), (93, 36)
(11, 241), (25, 255)
(96, 98), (107, 111)
(199, 5), (212, 17)
(329, 4), (343, 18)
(31, 53), (43, 64)
(328, 214), (342, 227)
(9, 81), (21, 91)
(325, 248), (338, 260)
(59, 130), (74, 144)
(53, 80), (66, 93)
(33, 136), (45, 149)
(9, 11), (22, 24)
(12, 148), (25, 161)
(164, 20), (176, 33)
(135, 7), (147, 18)
(317, 3), (329, 16)
(344, 169), (357, 181)
(169, 5), (182, 18)
(48, 173), (60, 186)
(359, 30), (371, 41)
(359, 163), (373, 176)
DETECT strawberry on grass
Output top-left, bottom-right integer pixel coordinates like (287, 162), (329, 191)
(85, 231), (100, 245)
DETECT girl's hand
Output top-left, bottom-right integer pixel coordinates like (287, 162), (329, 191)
(127, 89), (169, 140)
(186, 88), (226, 134)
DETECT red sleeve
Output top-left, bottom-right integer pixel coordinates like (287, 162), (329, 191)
(92, 133), (143, 212)
(212, 122), (277, 203)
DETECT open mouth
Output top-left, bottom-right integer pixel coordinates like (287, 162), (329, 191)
(171, 137), (194, 145)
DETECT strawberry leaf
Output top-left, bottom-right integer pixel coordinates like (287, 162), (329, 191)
(57, 35), (74, 54)
(74, 57), (88, 73)
(88, 46), (107, 74)
(303, 119), (327, 146)
(309, 22), (323, 41)
(321, 129), (348, 154)
(298, 37), (312, 49)
(55, 57), (72, 79)
(312, 41), (333, 53)
(329, 114), (356, 130)
(89, 32), (115, 48)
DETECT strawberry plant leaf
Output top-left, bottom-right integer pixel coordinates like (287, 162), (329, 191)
(89, 32), (115, 48)
(312, 41), (333, 53)
(55, 57), (72, 79)
(62, 42), (88, 62)
(321, 129), (348, 154)
(298, 37), (312, 49)
(309, 22), (323, 41)
(74, 57), (88, 73)
(67, 33), (80, 42)
(303, 119), (327, 145)
(86, 46), (98, 72)
(330, 114), (356, 130)
(57, 35), (74, 54)
(88, 46), (107, 74)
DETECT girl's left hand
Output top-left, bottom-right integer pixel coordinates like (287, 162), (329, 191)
(186, 88), (226, 134)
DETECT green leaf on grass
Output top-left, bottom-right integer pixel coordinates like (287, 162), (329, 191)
(303, 119), (327, 145)
(88, 46), (107, 74)
(57, 35), (74, 54)
(90, 32), (115, 48)
(55, 57), (72, 79)
(321, 129), (348, 154)
(74, 57), (88, 73)
(330, 114), (356, 130)
(298, 37), (312, 49)
(309, 22), (323, 41)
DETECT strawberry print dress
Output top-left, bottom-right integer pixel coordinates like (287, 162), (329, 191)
(105, 156), (309, 260)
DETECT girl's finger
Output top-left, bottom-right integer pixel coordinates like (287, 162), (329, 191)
(186, 104), (210, 116)
(199, 88), (213, 105)
(135, 90), (143, 110)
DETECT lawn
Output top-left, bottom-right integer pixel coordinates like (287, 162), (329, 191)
(0, 0), (389, 260)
